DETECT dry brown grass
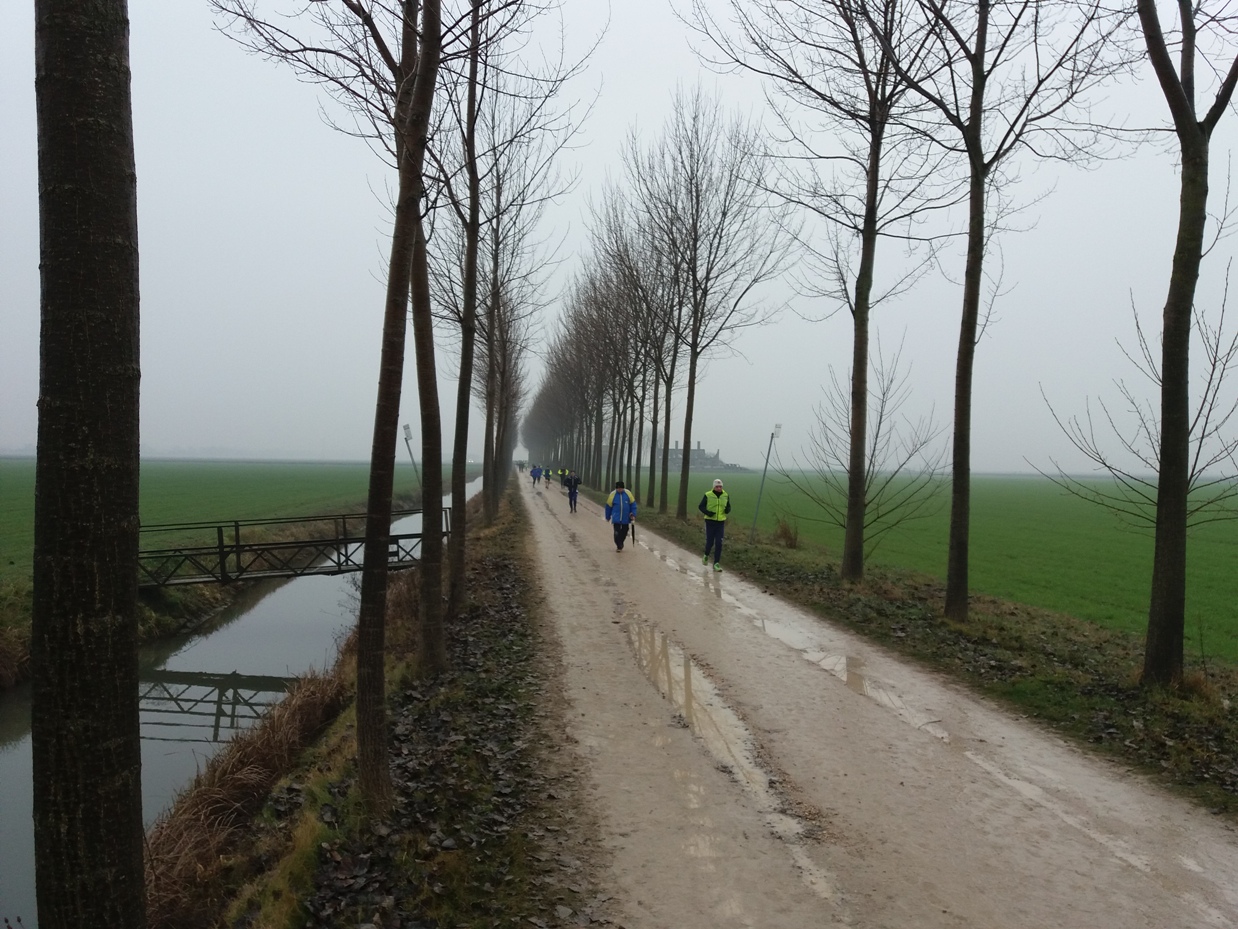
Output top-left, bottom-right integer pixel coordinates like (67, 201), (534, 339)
(772, 515), (800, 549)
(386, 567), (423, 661)
(0, 624), (28, 690)
(144, 667), (351, 929)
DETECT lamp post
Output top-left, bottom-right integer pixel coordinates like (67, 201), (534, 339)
(748, 424), (781, 543)
(402, 424), (422, 490)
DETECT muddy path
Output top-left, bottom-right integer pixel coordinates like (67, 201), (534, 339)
(520, 478), (1238, 929)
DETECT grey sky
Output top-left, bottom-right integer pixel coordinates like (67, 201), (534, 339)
(2, 2), (1234, 473)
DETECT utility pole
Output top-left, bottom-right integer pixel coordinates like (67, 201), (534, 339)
(402, 424), (422, 490)
(748, 424), (781, 543)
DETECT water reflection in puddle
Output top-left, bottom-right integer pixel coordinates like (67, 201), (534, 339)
(644, 539), (951, 744)
(625, 622), (837, 902)
(634, 536), (1206, 890)
(809, 652), (950, 742)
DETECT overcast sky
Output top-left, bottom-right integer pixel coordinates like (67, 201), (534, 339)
(2, 2), (1235, 473)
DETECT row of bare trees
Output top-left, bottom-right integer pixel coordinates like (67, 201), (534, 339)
(207, 0), (579, 810)
(529, 0), (1238, 696)
(691, 0), (1238, 692)
(28, 0), (1238, 921)
(30, 0), (578, 923)
(523, 86), (790, 518)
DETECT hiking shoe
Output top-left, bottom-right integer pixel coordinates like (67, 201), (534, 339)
(713, 563), (723, 572)
(702, 554), (709, 565)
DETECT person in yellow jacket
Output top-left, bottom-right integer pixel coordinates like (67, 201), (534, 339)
(697, 478), (731, 571)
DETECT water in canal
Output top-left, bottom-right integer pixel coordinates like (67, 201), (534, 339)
(0, 485), (477, 925)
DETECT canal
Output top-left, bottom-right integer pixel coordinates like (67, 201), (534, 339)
(0, 483), (477, 926)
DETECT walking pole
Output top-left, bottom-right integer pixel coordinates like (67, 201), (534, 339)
(748, 424), (781, 543)
(629, 486), (637, 542)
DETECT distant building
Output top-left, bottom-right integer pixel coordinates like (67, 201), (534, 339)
(665, 440), (746, 472)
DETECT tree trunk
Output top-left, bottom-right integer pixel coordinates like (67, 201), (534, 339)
(646, 373), (660, 508)
(840, 125), (885, 583)
(355, 137), (418, 816)
(943, 162), (985, 622)
(356, 0), (443, 813)
(944, 14), (989, 622)
(660, 375), (674, 514)
(31, 2), (146, 925)
(411, 216), (446, 672)
(1144, 141), (1209, 686)
(605, 397), (620, 486)
(676, 349), (701, 519)
(482, 361), (497, 518)
(634, 379), (647, 499)
(447, 0), (482, 618)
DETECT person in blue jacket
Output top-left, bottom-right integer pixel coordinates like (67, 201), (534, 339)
(604, 480), (637, 551)
(698, 478), (731, 571)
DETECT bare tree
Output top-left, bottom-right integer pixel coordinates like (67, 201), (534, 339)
(628, 85), (791, 520)
(694, 0), (958, 581)
(441, 0), (485, 619)
(1042, 286), (1238, 680)
(474, 65), (574, 518)
(868, 0), (1128, 620)
(212, 0), (447, 812)
(781, 337), (948, 553)
(31, 1), (146, 925)
(1133, 0), (1238, 685)
(523, 267), (628, 481)
(589, 187), (687, 510)
(427, 0), (582, 613)
(480, 282), (534, 484)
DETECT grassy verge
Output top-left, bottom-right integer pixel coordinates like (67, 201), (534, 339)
(627, 501), (1238, 815)
(145, 667), (352, 928)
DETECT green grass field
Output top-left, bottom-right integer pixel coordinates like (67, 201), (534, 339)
(629, 468), (1238, 661)
(0, 458), (427, 581)
(5, 458), (1236, 660)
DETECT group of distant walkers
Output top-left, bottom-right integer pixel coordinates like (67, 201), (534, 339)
(529, 465), (583, 513)
(527, 465), (732, 570)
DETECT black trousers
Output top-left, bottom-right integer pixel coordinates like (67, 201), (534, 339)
(613, 522), (630, 549)
(704, 519), (725, 563)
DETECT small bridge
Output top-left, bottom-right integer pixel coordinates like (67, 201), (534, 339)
(137, 508), (448, 588)
(139, 669), (295, 744)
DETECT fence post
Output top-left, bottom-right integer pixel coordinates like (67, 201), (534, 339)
(217, 526), (229, 583)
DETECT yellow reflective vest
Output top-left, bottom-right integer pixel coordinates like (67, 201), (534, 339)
(700, 489), (730, 521)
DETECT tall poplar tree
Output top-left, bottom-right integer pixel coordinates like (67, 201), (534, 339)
(31, 1), (146, 924)
(1137, 0), (1238, 685)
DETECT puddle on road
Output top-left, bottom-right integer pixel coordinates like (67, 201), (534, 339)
(636, 540), (1222, 896)
(807, 652), (950, 742)
(643, 537), (951, 743)
(625, 622), (837, 903)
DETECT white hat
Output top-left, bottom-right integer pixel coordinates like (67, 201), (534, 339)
(713, 479), (723, 487)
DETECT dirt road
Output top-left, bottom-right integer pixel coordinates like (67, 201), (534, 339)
(521, 478), (1238, 929)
